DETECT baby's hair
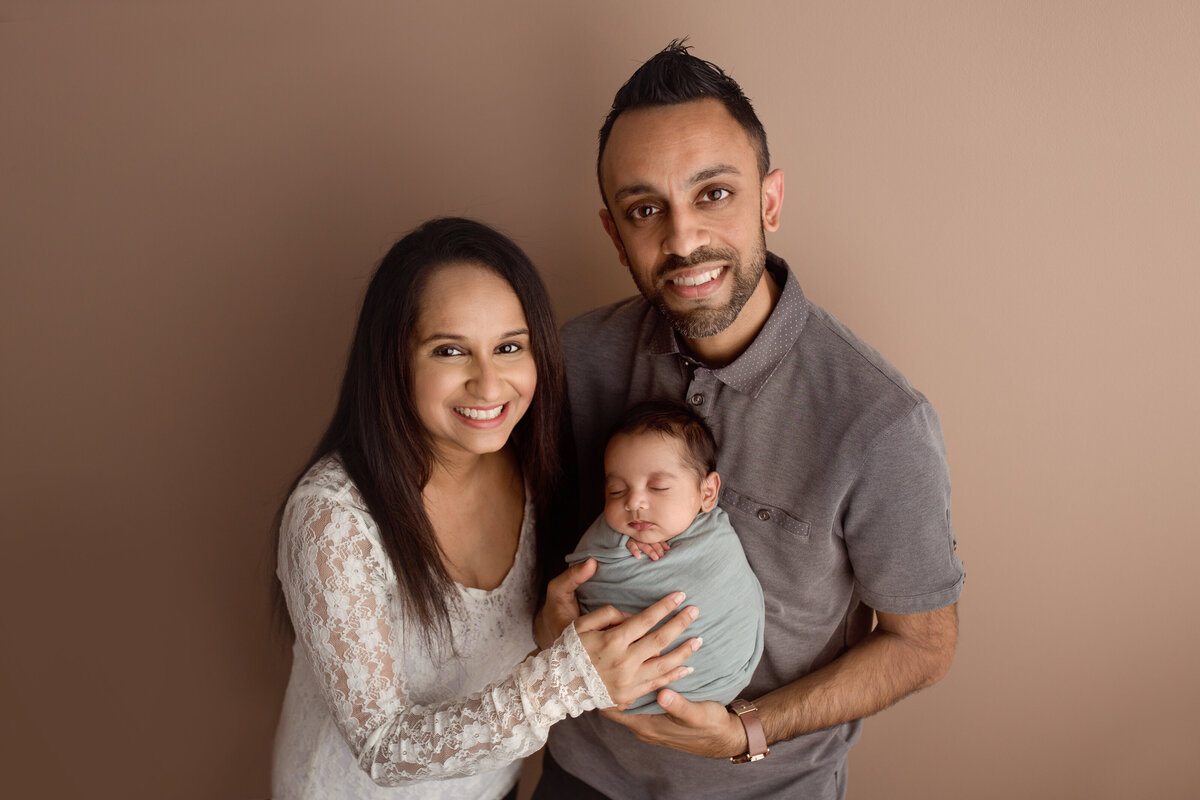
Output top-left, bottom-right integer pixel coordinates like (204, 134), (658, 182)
(608, 400), (718, 477)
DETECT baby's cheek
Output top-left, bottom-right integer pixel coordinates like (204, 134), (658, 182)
(602, 503), (623, 532)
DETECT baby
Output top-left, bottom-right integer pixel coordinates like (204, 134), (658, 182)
(566, 400), (765, 714)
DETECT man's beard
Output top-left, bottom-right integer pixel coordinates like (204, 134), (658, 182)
(633, 235), (767, 340)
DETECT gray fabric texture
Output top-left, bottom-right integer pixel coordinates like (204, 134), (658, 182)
(546, 255), (965, 800)
(566, 507), (765, 714)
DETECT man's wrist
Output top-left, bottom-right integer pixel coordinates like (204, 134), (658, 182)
(727, 698), (769, 763)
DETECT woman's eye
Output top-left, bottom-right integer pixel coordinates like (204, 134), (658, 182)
(496, 342), (522, 355)
(432, 345), (464, 357)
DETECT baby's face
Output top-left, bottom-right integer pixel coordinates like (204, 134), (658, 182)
(602, 431), (720, 544)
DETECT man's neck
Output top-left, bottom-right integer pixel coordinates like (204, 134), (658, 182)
(682, 269), (781, 367)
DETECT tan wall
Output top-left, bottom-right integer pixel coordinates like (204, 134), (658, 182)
(2, 2), (1197, 797)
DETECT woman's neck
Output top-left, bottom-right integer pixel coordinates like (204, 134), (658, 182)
(422, 445), (524, 591)
(425, 446), (515, 495)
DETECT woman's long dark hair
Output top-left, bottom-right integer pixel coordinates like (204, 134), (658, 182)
(272, 217), (565, 646)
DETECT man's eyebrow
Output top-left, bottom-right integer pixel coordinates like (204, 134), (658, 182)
(689, 163), (741, 184)
(612, 183), (657, 204)
(611, 164), (742, 204)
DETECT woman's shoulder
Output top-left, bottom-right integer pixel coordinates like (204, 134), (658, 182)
(284, 454), (370, 522)
(291, 454), (356, 499)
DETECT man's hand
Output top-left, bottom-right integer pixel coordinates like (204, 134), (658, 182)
(600, 690), (748, 759)
(533, 558), (597, 650)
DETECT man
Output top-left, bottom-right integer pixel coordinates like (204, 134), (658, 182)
(534, 41), (964, 799)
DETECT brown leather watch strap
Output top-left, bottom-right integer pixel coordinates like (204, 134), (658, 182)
(727, 698), (769, 763)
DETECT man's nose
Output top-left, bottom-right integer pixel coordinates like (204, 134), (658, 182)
(662, 207), (709, 258)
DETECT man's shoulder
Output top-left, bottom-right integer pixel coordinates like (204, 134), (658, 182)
(562, 295), (658, 359)
(800, 300), (926, 407)
(563, 295), (652, 338)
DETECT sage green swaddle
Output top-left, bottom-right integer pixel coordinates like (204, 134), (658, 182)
(566, 506), (765, 714)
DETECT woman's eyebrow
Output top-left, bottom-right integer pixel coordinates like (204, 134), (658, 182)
(417, 328), (529, 345)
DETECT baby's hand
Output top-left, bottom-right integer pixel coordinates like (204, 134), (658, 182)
(626, 538), (670, 561)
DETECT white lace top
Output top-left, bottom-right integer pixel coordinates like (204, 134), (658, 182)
(272, 456), (612, 800)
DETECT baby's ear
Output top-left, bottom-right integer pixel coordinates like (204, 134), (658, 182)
(699, 471), (721, 512)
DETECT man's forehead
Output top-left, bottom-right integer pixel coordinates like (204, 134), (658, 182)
(600, 98), (758, 195)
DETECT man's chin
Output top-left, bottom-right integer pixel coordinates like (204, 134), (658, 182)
(660, 305), (738, 339)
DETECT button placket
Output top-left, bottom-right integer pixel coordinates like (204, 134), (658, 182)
(686, 368), (713, 412)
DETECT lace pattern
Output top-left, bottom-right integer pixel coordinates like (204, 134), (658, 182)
(273, 457), (611, 797)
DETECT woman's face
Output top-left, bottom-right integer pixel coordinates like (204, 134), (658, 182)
(410, 262), (537, 463)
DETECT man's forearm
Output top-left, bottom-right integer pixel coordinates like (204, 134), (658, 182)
(755, 604), (958, 744)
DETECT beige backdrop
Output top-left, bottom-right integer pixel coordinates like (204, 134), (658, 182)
(2, 1), (1198, 798)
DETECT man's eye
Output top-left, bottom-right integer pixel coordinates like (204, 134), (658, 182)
(629, 204), (659, 220)
(702, 188), (731, 202)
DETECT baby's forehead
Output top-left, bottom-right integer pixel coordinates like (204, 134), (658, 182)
(605, 429), (699, 472)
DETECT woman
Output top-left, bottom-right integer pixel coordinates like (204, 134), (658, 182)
(271, 218), (699, 800)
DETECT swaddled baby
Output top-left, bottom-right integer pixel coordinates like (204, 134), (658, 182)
(566, 401), (765, 714)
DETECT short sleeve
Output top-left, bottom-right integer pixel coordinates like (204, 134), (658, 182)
(843, 401), (964, 614)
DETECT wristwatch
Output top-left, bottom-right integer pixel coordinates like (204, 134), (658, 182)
(727, 698), (769, 763)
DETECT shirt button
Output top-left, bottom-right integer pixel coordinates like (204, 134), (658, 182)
(689, 393), (704, 406)
(757, 509), (771, 521)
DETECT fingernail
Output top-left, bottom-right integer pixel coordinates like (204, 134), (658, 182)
(687, 606), (699, 620)
(673, 592), (686, 604)
(683, 666), (695, 676)
(659, 691), (674, 708)
(692, 637), (703, 651)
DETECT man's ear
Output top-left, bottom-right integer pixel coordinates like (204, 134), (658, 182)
(599, 208), (630, 267)
(699, 471), (721, 512)
(761, 168), (784, 233)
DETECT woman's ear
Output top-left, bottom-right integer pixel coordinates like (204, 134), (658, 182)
(699, 470), (721, 512)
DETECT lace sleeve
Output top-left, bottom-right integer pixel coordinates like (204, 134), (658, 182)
(279, 490), (613, 787)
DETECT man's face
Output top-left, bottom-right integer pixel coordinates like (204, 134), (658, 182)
(599, 98), (783, 340)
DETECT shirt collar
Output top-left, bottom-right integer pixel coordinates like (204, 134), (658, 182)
(647, 252), (810, 397)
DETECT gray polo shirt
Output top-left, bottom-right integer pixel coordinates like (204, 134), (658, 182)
(548, 254), (964, 800)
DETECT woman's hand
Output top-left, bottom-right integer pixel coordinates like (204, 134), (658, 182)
(533, 559), (598, 650)
(574, 592), (701, 708)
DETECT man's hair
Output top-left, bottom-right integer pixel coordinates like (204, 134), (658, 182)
(597, 38), (770, 197)
(609, 400), (718, 478)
